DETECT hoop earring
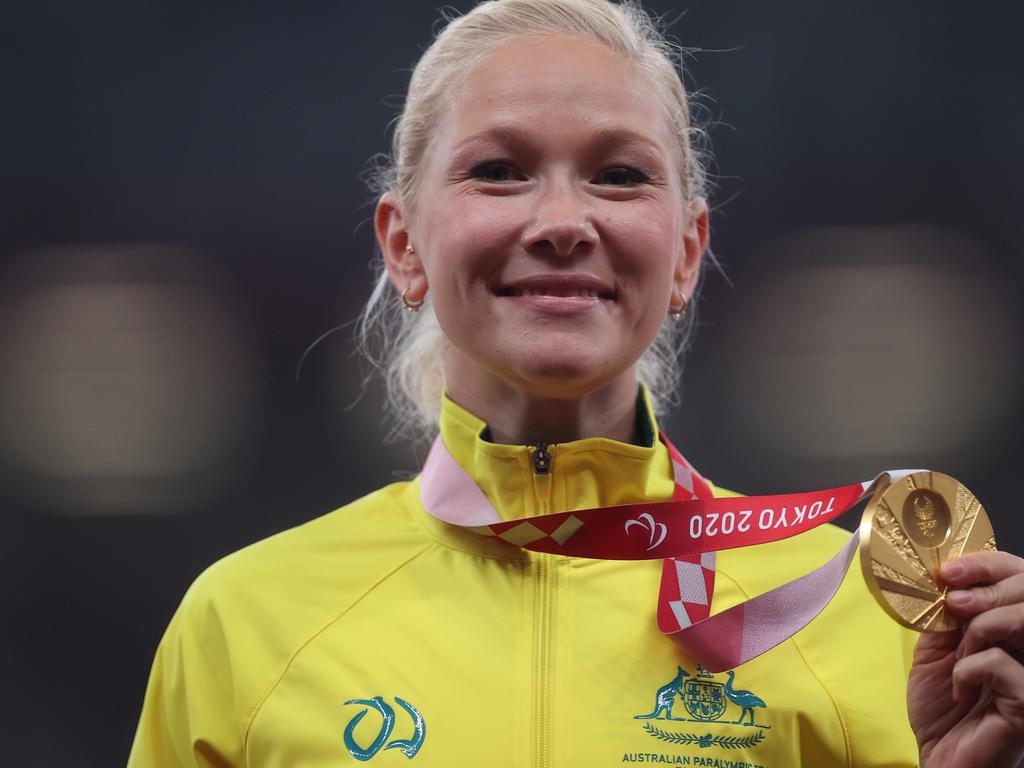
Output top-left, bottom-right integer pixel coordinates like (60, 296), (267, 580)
(402, 287), (425, 312)
(668, 295), (687, 320)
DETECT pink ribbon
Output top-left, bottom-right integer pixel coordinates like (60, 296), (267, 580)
(419, 433), (904, 670)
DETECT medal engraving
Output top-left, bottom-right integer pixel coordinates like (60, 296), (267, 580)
(859, 471), (994, 632)
(903, 489), (950, 547)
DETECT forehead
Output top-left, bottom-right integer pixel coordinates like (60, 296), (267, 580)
(439, 34), (676, 154)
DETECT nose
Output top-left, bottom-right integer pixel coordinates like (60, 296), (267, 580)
(521, 181), (598, 259)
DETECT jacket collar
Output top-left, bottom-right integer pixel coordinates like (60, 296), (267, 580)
(433, 388), (677, 522)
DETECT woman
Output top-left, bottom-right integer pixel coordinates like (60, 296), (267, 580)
(128, 1), (1024, 765)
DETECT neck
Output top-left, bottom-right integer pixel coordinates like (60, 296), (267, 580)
(444, 363), (641, 446)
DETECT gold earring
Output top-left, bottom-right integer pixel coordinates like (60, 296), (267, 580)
(668, 295), (687, 320)
(405, 244), (416, 255)
(402, 286), (425, 312)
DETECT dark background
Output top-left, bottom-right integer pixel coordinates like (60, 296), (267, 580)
(2, 1), (1022, 765)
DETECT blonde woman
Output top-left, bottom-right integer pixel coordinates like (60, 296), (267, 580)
(129, 1), (1024, 766)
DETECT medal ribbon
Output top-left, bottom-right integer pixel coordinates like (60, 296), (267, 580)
(419, 433), (914, 671)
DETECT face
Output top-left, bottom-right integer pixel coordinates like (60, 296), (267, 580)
(379, 34), (708, 403)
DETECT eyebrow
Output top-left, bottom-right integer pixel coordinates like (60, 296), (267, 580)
(452, 124), (667, 156)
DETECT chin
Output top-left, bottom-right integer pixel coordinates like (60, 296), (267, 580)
(503, 351), (625, 399)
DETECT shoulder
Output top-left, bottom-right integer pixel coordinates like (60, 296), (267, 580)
(131, 481), (437, 760)
(181, 480), (429, 630)
(165, 480), (434, 699)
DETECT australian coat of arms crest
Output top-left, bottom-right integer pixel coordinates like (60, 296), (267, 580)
(634, 666), (769, 750)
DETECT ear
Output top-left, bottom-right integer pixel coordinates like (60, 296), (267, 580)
(673, 197), (710, 303)
(375, 191), (428, 301)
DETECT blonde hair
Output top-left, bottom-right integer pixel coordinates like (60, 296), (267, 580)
(359, 0), (712, 441)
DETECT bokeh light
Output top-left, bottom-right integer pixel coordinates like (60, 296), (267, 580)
(719, 225), (1020, 466)
(0, 245), (261, 513)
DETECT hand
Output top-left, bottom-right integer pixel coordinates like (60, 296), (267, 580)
(907, 551), (1024, 768)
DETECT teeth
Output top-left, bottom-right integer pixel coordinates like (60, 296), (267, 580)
(510, 287), (602, 298)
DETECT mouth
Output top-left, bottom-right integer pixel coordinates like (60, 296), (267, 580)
(499, 286), (606, 298)
(495, 274), (616, 301)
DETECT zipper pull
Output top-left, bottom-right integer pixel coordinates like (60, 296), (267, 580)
(532, 443), (552, 475)
(531, 443), (553, 514)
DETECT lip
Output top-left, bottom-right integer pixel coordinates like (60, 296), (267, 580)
(495, 273), (616, 300)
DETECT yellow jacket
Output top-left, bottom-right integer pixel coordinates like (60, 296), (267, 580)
(129, 394), (919, 767)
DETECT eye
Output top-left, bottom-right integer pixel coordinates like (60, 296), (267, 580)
(594, 166), (650, 186)
(470, 161), (522, 183)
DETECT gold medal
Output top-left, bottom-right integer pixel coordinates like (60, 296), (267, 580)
(859, 471), (996, 632)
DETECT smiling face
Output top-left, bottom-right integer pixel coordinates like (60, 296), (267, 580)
(378, 33), (707, 407)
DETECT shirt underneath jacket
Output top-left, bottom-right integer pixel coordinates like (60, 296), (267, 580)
(128, 392), (920, 767)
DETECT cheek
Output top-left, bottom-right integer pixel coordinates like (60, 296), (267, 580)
(420, 193), (525, 292)
(599, 200), (681, 287)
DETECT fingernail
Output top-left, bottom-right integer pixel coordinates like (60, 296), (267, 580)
(947, 590), (973, 607)
(942, 561), (965, 579)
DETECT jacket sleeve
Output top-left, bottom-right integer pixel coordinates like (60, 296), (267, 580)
(127, 573), (246, 768)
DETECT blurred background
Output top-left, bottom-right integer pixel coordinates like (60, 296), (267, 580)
(2, 0), (1022, 764)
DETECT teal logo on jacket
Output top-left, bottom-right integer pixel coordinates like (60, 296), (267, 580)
(634, 666), (769, 750)
(343, 696), (425, 761)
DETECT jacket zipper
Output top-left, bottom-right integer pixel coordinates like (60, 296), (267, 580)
(530, 443), (555, 768)
(533, 554), (554, 768)
(531, 443), (553, 515)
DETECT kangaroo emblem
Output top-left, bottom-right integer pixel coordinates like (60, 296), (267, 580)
(634, 666), (689, 720)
